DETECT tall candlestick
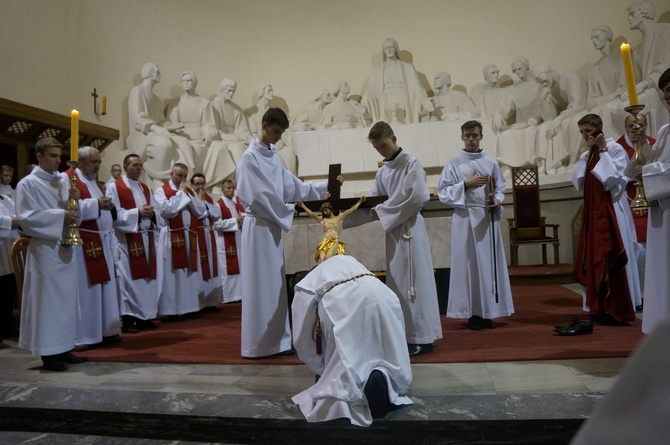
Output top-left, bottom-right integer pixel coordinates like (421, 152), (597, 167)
(70, 109), (79, 161)
(620, 43), (639, 106)
(101, 96), (107, 115)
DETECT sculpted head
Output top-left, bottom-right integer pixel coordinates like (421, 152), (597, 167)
(334, 81), (350, 97)
(628, 2), (655, 29)
(314, 88), (331, 102)
(320, 202), (337, 218)
(220, 79), (237, 101)
(257, 83), (274, 101)
(591, 25), (613, 50)
(180, 71), (198, 92)
(434, 72), (451, 90)
(532, 65), (554, 88)
(381, 38), (400, 61)
(482, 64), (500, 84)
(141, 63), (160, 82)
(511, 57), (530, 81)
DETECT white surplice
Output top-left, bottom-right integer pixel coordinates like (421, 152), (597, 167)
(106, 176), (160, 321)
(0, 192), (18, 277)
(640, 124), (670, 335)
(67, 169), (121, 345)
(370, 148), (442, 345)
(292, 255), (413, 427)
(438, 149), (514, 320)
(214, 196), (242, 303)
(236, 139), (327, 358)
(16, 167), (79, 356)
(154, 180), (207, 316)
(196, 193), (223, 308)
(572, 138), (643, 310)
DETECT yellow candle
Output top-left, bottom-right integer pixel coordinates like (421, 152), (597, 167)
(101, 96), (107, 114)
(620, 43), (639, 106)
(71, 109), (79, 162)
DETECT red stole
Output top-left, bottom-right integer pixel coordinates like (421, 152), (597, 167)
(616, 134), (656, 242)
(161, 183), (198, 272)
(66, 168), (110, 285)
(217, 196), (244, 275)
(115, 177), (157, 280)
(573, 146), (634, 322)
(197, 193), (218, 280)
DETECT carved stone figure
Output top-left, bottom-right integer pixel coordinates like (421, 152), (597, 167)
(362, 38), (428, 124)
(291, 89), (332, 131)
(126, 63), (193, 188)
(471, 64), (507, 120)
(210, 78), (253, 166)
(424, 71), (478, 121)
(492, 57), (543, 133)
(587, 25), (626, 109)
(247, 83), (274, 138)
(320, 81), (366, 129)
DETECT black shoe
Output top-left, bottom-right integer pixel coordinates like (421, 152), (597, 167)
(275, 347), (296, 357)
(554, 316), (591, 329)
(635, 305), (643, 312)
(481, 318), (497, 329)
(555, 318), (593, 336)
(408, 343), (433, 357)
(60, 352), (88, 364)
(121, 315), (139, 333)
(467, 316), (482, 331)
(42, 355), (68, 372)
(137, 319), (158, 329)
(364, 370), (393, 419)
(201, 306), (220, 313)
(101, 335), (122, 345)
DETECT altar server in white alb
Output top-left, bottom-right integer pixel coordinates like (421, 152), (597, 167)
(438, 120), (514, 330)
(0, 165), (20, 339)
(16, 137), (88, 371)
(366, 120), (442, 357)
(214, 179), (244, 303)
(638, 68), (670, 335)
(154, 163), (208, 318)
(236, 108), (330, 358)
(65, 146), (121, 348)
(106, 154), (160, 334)
(292, 255), (413, 427)
(189, 172), (223, 311)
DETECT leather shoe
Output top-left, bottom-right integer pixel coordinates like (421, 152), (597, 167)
(42, 355), (68, 372)
(275, 347), (296, 357)
(467, 316), (482, 330)
(481, 318), (497, 329)
(555, 318), (593, 336)
(60, 352), (88, 364)
(555, 316), (589, 329)
(408, 343), (433, 357)
(137, 318), (158, 329)
(122, 316), (139, 334)
(364, 370), (393, 419)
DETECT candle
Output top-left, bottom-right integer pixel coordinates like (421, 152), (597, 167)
(71, 109), (79, 162)
(101, 96), (107, 114)
(620, 43), (639, 106)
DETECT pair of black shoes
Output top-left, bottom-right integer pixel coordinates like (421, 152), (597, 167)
(467, 315), (497, 330)
(41, 352), (89, 372)
(555, 317), (593, 336)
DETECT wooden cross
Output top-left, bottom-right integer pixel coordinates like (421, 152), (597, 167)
(85, 242), (103, 259)
(297, 163), (386, 213)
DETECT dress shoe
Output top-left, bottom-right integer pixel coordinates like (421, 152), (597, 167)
(121, 315), (139, 334)
(364, 369), (393, 419)
(467, 316), (482, 331)
(137, 318), (158, 329)
(481, 318), (497, 329)
(555, 316), (590, 330)
(555, 318), (593, 336)
(408, 343), (433, 357)
(42, 355), (68, 372)
(73, 344), (89, 352)
(275, 347), (296, 357)
(101, 335), (122, 345)
(60, 352), (88, 364)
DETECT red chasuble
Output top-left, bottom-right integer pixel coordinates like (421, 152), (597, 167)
(115, 177), (157, 280)
(161, 183), (198, 272)
(573, 146), (635, 322)
(217, 196), (244, 275)
(616, 134), (655, 242)
(66, 168), (110, 285)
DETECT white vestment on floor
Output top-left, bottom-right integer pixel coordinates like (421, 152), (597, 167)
(68, 169), (121, 344)
(214, 196), (242, 303)
(572, 138), (643, 309)
(16, 167), (79, 356)
(236, 139), (327, 357)
(292, 255), (413, 427)
(154, 180), (207, 315)
(370, 148), (442, 345)
(196, 194), (223, 308)
(107, 176), (160, 320)
(640, 124), (670, 335)
(438, 149), (514, 319)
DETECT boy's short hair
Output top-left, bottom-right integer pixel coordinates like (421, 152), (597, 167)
(35, 137), (63, 155)
(659, 66), (670, 92)
(578, 113), (603, 127)
(262, 107), (289, 130)
(368, 121), (394, 141)
(461, 120), (483, 135)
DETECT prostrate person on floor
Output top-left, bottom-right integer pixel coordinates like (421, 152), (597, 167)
(291, 255), (413, 427)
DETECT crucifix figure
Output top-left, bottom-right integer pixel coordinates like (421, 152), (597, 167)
(298, 164), (386, 263)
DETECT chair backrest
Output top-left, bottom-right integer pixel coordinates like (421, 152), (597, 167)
(10, 236), (29, 308)
(511, 166), (541, 228)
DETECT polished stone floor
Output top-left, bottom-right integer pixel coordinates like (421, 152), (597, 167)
(0, 284), (639, 444)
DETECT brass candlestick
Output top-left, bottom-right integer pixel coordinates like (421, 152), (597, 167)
(625, 105), (657, 217)
(62, 161), (83, 246)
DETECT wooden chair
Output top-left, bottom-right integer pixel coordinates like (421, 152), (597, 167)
(10, 236), (29, 309)
(507, 166), (559, 266)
